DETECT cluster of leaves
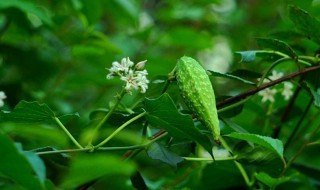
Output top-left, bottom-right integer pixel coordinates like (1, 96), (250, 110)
(1, 0), (320, 190)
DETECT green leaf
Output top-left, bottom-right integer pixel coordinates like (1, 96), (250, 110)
(0, 100), (79, 126)
(255, 172), (298, 189)
(61, 155), (135, 189)
(234, 142), (279, 164)
(23, 151), (46, 184)
(0, 101), (55, 124)
(289, 5), (320, 44)
(0, 133), (44, 190)
(144, 93), (213, 156)
(208, 70), (256, 86)
(227, 132), (284, 158)
(235, 51), (258, 62)
(256, 38), (297, 59)
(146, 142), (184, 167)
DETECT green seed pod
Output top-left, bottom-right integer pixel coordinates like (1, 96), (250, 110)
(176, 56), (220, 141)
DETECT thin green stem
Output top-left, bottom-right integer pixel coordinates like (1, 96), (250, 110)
(33, 131), (168, 156)
(298, 55), (319, 64)
(219, 136), (252, 187)
(34, 145), (146, 155)
(182, 156), (236, 161)
(124, 131), (168, 161)
(53, 117), (83, 149)
(94, 112), (147, 149)
(36, 148), (90, 155)
(258, 57), (291, 87)
(88, 89), (126, 145)
(217, 97), (250, 113)
(284, 98), (313, 150)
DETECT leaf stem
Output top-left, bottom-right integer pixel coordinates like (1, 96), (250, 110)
(53, 117), (83, 149)
(88, 89), (126, 145)
(219, 136), (252, 187)
(94, 112), (147, 149)
(33, 145), (146, 155)
(182, 156), (236, 161)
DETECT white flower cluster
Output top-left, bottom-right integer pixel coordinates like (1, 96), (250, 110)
(258, 71), (294, 103)
(0, 91), (6, 107)
(106, 57), (149, 94)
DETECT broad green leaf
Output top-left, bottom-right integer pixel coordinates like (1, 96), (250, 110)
(61, 155), (135, 189)
(208, 70), (256, 86)
(255, 172), (298, 189)
(144, 94), (213, 156)
(256, 38), (297, 59)
(289, 5), (320, 44)
(23, 151), (46, 184)
(227, 132), (284, 158)
(0, 0), (53, 26)
(0, 133), (44, 190)
(233, 143), (279, 164)
(146, 142), (184, 167)
(0, 101), (79, 126)
(0, 101), (55, 123)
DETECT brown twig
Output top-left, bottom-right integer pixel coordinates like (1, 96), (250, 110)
(217, 64), (320, 109)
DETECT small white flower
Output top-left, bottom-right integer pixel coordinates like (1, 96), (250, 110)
(106, 57), (135, 79)
(269, 70), (284, 81)
(107, 57), (149, 94)
(282, 82), (294, 100)
(121, 70), (139, 92)
(0, 91), (7, 107)
(258, 88), (277, 103)
(135, 60), (147, 70)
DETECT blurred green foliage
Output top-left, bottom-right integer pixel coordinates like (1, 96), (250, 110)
(1, 0), (320, 189)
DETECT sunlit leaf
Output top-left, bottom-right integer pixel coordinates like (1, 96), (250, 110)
(227, 132), (284, 158)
